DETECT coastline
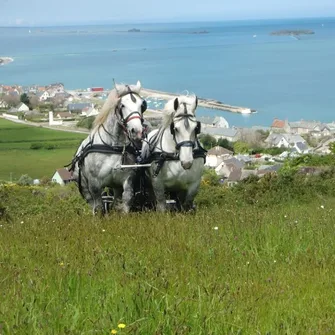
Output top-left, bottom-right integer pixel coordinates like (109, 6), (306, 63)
(0, 57), (14, 66)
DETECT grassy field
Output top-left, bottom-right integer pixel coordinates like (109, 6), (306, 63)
(0, 118), (86, 181)
(0, 182), (335, 334)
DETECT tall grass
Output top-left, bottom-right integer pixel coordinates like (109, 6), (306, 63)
(1, 183), (334, 334)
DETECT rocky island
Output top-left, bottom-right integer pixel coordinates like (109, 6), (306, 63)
(190, 30), (209, 34)
(0, 57), (14, 66)
(128, 28), (140, 33)
(270, 29), (315, 36)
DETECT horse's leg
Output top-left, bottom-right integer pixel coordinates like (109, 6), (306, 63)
(179, 183), (200, 212)
(121, 178), (134, 213)
(88, 182), (104, 216)
(151, 177), (167, 212)
(113, 187), (123, 212)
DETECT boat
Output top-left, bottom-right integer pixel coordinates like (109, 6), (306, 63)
(241, 108), (252, 114)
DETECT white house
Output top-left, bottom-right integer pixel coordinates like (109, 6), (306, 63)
(37, 91), (50, 101)
(17, 102), (29, 112)
(51, 168), (74, 186)
(81, 106), (99, 117)
(0, 100), (8, 108)
(205, 146), (233, 168)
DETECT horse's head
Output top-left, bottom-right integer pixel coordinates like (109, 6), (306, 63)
(168, 95), (200, 170)
(116, 81), (147, 143)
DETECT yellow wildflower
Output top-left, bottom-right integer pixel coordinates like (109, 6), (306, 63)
(118, 323), (126, 329)
(59, 262), (64, 266)
(111, 330), (118, 334)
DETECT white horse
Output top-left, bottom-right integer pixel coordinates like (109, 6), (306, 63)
(141, 95), (206, 212)
(70, 81), (147, 214)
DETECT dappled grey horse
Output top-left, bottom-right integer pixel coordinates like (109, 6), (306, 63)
(70, 81), (147, 214)
(141, 95), (206, 212)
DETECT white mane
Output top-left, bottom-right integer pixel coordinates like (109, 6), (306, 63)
(93, 81), (142, 129)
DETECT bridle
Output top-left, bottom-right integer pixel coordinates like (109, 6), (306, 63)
(170, 113), (201, 150)
(115, 91), (147, 135)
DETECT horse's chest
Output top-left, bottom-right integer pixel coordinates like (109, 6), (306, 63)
(162, 160), (203, 188)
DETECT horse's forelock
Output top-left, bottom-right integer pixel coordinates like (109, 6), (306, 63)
(115, 83), (141, 97)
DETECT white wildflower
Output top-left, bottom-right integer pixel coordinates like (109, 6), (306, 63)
(213, 226), (219, 230)
(320, 205), (324, 209)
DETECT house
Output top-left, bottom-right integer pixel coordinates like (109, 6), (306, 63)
(202, 126), (240, 141)
(17, 103), (29, 112)
(46, 83), (65, 97)
(8, 107), (18, 113)
(314, 138), (335, 154)
(265, 133), (307, 150)
(215, 157), (244, 176)
(68, 102), (94, 113)
(51, 168), (74, 186)
(0, 100), (8, 108)
(37, 91), (50, 101)
(309, 124), (331, 138)
(271, 119), (290, 133)
(55, 112), (73, 120)
(256, 164), (282, 177)
(81, 106), (99, 117)
(205, 146), (233, 168)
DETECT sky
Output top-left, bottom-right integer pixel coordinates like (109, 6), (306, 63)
(1, 0), (335, 26)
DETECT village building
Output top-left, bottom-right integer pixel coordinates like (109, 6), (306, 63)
(51, 168), (74, 186)
(68, 102), (94, 113)
(55, 111), (73, 120)
(205, 146), (233, 168)
(16, 102), (29, 112)
(271, 118), (290, 133)
(0, 100), (9, 108)
(265, 133), (309, 153)
(81, 106), (99, 117)
(37, 91), (50, 101)
(202, 126), (240, 142)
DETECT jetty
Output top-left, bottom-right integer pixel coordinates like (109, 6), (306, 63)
(141, 88), (256, 114)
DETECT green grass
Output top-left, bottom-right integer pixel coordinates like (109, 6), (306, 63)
(0, 184), (335, 334)
(0, 119), (86, 180)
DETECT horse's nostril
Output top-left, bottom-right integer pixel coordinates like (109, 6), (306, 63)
(131, 128), (135, 133)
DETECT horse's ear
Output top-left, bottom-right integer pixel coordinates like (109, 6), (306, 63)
(136, 80), (142, 90)
(174, 98), (179, 111)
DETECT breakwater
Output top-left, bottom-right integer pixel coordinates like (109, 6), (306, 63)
(141, 88), (257, 114)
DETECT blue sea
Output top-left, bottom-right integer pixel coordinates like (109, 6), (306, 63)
(1, 17), (335, 127)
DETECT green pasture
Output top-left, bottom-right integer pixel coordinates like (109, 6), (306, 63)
(1, 180), (335, 334)
(0, 119), (86, 180)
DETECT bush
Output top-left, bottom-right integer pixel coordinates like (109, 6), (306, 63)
(17, 174), (33, 186)
(30, 143), (43, 150)
(76, 116), (95, 130)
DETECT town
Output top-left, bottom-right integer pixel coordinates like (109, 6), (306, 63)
(1, 82), (335, 186)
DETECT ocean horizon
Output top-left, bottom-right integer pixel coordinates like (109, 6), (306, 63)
(1, 17), (335, 127)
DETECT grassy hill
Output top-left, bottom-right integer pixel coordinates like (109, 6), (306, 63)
(1, 176), (335, 334)
(0, 118), (86, 181)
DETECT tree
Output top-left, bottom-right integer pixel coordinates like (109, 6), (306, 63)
(328, 141), (335, 154)
(17, 174), (33, 186)
(199, 134), (217, 150)
(233, 141), (250, 154)
(20, 93), (30, 106)
(217, 138), (234, 151)
(28, 94), (39, 109)
(3, 94), (20, 107)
